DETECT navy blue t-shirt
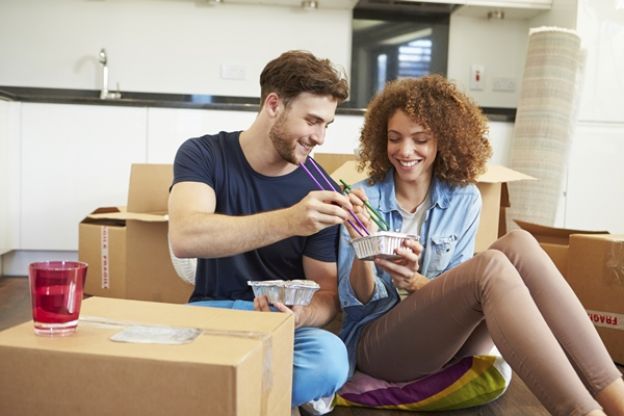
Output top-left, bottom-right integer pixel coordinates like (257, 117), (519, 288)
(172, 131), (339, 302)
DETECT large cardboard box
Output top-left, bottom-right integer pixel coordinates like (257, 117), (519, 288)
(515, 220), (623, 364)
(513, 220), (607, 277)
(79, 164), (193, 303)
(568, 234), (624, 365)
(0, 297), (294, 416)
(319, 154), (533, 252)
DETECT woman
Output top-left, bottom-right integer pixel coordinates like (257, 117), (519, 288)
(338, 75), (624, 416)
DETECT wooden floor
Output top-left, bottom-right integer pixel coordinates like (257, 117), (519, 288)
(1, 276), (620, 416)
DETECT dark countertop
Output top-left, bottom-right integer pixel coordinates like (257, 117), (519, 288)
(0, 86), (516, 121)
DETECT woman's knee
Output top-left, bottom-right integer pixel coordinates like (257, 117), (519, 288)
(474, 249), (523, 289)
(496, 229), (538, 250)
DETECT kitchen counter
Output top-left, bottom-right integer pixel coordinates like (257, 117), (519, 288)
(0, 86), (515, 121)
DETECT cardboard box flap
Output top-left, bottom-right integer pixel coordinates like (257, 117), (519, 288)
(476, 164), (535, 184)
(313, 153), (357, 174)
(87, 210), (168, 223)
(329, 160), (367, 185)
(127, 164), (173, 213)
(515, 219), (608, 245)
(90, 206), (126, 215)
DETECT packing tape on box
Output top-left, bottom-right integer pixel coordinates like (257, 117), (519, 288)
(81, 316), (273, 416)
(586, 310), (624, 331)
(605, 241), (624, 286)
(100, 226), (110, 289)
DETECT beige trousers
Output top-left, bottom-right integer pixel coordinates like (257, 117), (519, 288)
(357, 230), (621, 416)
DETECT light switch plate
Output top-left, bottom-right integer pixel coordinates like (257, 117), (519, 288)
(220, 64), (246, 80)
(469, 64), (485, 91)
(493, 77), (516, 92)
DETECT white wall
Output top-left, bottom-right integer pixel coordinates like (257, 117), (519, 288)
(529, 0), (577, 28)
(448, 14), (529, 108)
(0, 0), (352, 97)
(0, 0), (541, 109)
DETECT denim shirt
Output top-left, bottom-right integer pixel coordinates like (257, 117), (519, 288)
(337, 169), (482, 376)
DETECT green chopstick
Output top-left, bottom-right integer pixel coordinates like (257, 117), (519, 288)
(339, 179), (390, 231)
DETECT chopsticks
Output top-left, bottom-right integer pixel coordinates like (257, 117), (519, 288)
(339, 179), (390, 232)
(299, 157), (369, 237)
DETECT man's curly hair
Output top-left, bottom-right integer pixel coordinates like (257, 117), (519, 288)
(359, 75), (492, 186)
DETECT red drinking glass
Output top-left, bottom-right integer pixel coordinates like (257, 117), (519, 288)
(28, 261), (88, 336)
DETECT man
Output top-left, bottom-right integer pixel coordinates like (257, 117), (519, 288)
(168, 50), (351, 411)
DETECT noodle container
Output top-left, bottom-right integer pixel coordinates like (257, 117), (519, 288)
(351, 231), (419, 260)
(248, 279), (320, 306)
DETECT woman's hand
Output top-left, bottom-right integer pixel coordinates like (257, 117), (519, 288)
(375, 238), (429, 292)
(344, 188), (378, 238)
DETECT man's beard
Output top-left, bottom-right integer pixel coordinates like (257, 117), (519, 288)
(269, 113), (306, 165)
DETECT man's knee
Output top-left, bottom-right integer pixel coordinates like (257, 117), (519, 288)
(292, 329), (348, 405)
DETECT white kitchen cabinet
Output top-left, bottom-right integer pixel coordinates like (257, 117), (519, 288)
(463, 0), (550, 8)
(147, 107), (256, 164)
(222, 0), (357, 8)
(564, 122), (624, 234)
(20, 103), (147, 250)
(0, 100), (20, 255)
(455, 0), (551, 19)
(576, 0), (624, 123)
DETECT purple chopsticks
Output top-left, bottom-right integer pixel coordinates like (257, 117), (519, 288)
(300, 157), (369, 237)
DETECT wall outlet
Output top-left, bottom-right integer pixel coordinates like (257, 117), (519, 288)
(220, 64), (246, 80)
(493, 77), (516, 92)
(469, 64), (485, 91)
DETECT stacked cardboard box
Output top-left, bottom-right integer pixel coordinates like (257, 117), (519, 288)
(515, 220), (623, 364)
(79, 164), (192, 303)
(0, 297), (294, 416)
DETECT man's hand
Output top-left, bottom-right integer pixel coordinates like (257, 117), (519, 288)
(286, 190), (352, 236)
(253, 295), (305, 328)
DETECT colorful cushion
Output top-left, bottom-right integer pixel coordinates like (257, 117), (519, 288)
(335, 355), (512, 411)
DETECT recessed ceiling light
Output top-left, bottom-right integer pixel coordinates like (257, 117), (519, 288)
(487, 10), (505, 20)
(301, 0), (318, 10)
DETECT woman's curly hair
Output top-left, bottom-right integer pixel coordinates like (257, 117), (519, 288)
(359, 75), (492, 186)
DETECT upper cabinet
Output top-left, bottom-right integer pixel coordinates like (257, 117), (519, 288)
(455, 0), (551, 19)
(213, 0), (357, 8)
(463, 0), (550, 7)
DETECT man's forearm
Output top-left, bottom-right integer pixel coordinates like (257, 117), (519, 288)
(298, 290), (339, 328)
(170, 208), (294, 258)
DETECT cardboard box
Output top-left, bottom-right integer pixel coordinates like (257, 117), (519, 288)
(513, 220), (607, 277)
(79, 164), (193, 303)
(318, 154), (533, 252)
(515, 220), (624, 364)
(0, 297), (294, 416)
(569, 234), (624, 364)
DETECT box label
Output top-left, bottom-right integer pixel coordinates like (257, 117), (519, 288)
(101, 226), (110, 289)
(587, 309), (623, 331)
